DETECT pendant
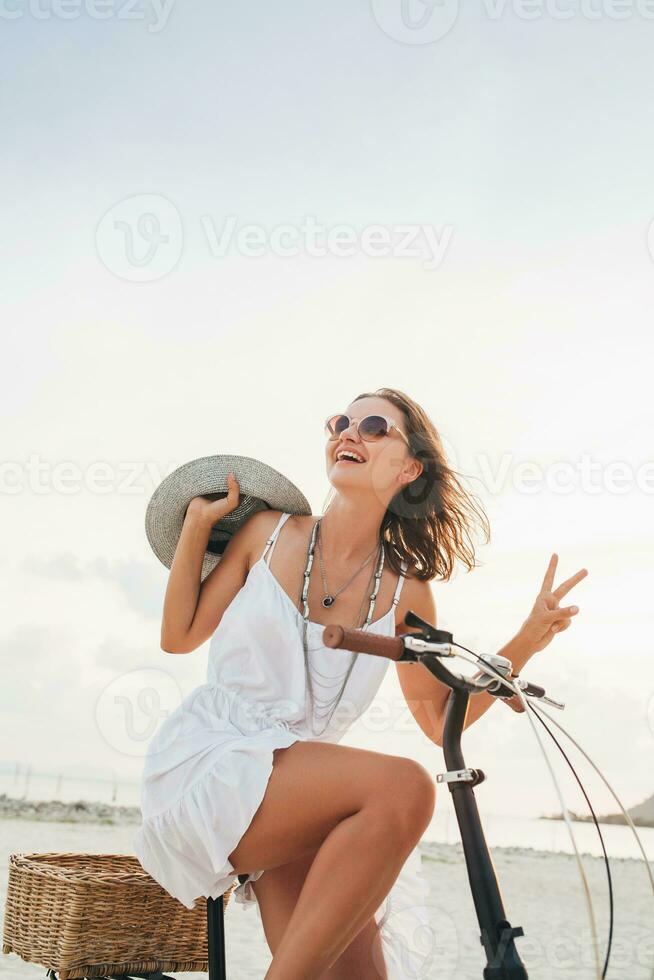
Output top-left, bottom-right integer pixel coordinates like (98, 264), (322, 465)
(322, 595), (335, 607)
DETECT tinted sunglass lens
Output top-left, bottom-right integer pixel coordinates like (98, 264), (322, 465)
(326, 414), (350, 437)
(359, 416), (388, 440)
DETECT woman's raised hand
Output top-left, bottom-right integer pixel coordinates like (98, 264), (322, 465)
(186, 473), (241, 526)
(518, 553), (588, 655)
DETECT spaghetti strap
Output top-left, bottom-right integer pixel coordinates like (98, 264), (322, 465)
(261, 512), (292, 565)
(392, 560), (409, 606)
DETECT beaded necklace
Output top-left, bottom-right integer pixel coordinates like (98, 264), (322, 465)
(299, 518), (385, 736)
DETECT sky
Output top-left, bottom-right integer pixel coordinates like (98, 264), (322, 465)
(1, 0), (653, 824)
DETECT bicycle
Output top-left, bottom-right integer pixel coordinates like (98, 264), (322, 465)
(322, 608), (654, 980)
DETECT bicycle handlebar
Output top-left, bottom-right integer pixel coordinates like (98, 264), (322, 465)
(320, 614), (566, 980)
(321, 614), (564, 712)
(322, 624), (405, 660)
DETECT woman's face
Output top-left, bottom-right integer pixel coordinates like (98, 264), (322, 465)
(324, 397), (421, 503)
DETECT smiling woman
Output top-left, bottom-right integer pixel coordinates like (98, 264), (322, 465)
(321, 389), (495, 750)
(135, 386), (497, 980)
(321, 387), (491, 581)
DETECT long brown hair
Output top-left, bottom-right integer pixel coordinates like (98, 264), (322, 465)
(323, 387), (490, 582)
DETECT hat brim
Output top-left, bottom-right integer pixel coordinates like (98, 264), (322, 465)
(145, 454), (312, 582)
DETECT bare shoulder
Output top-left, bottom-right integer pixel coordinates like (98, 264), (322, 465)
(161, 510), (287, 655)
(242, 510), (317, 568)
(240, 509), (286, 571)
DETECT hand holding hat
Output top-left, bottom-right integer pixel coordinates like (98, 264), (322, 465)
(187, 472), (241, 528)
(145, 454), (312, 583)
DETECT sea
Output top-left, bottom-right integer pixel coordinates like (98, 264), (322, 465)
(2, 764), (652, 863)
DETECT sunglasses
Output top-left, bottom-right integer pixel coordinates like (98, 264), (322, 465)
(324, 413), (411, 448)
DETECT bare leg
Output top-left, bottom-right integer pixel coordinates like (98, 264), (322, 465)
(226, 741), (436, 980)
(320, 915), (387, 980)
(251, 851), (387, 978)
(263, 793), (433, 979)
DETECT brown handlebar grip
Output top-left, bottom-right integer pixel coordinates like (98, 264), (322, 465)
(322, 625), (405, 661)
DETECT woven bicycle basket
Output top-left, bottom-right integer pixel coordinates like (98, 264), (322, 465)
(2, 853), (236, 979)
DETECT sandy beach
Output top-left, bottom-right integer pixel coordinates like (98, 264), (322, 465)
(1, 808), (652, 980)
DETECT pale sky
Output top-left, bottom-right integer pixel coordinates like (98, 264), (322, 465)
(1, 0), (653, 822)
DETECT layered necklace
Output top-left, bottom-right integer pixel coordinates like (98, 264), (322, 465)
(299, 518), (386, 737)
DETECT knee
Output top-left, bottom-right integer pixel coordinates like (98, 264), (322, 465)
(387, 759), (437, 837)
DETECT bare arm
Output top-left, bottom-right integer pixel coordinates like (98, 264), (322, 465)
(396, 549), (589, 744)
(160, 508), (217, 652)
(395, 580), (537, 746)
(395, 580), (450, 747)
(160, 473), (255, 653)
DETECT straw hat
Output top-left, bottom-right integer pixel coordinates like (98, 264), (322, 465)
(145, 454), (312, 582)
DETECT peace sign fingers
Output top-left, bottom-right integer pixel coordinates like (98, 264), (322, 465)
(539, 553), (559, 595)
(524, 554), (589, 654)
(552, 567), (589, 602)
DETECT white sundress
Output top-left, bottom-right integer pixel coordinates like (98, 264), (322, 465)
(133, 511), (433, 979)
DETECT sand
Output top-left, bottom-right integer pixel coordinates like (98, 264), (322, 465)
(1, 817), (652, 979)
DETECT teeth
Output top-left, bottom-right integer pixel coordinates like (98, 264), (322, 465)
(337, 451), (364, 463)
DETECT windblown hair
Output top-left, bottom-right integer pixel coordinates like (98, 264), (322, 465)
(324, 387), (490, 582)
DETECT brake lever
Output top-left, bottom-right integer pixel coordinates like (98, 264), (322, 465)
(396, 615), (455, 663)
(511, 677), (566, 710)
(398, 616), (567, 711)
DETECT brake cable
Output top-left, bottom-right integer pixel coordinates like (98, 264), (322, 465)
(453, 640), (654, 980)
(453, 643), (603, 980)
(531, 704), (616, 976)
(322, 619), (654, 979)
(531, 702), (654, 980)
(532, 701), (654, 894)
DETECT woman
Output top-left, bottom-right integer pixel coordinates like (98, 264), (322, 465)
(134, 386), (587, 980)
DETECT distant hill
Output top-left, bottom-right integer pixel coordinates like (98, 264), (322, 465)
(542, 791), (654, 828)
(628, 793), (654, 824)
